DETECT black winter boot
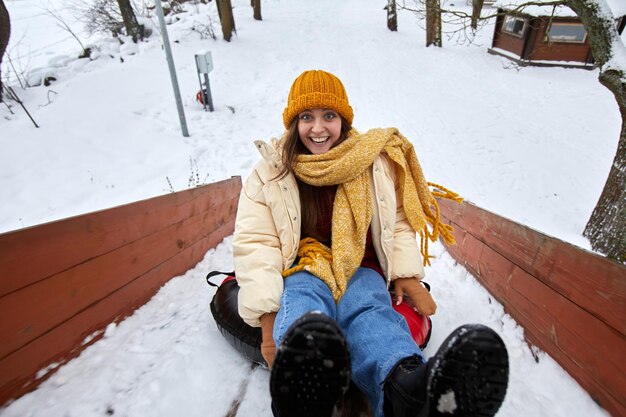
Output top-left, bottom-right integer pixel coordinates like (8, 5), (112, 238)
(384, 355), (430, 417)
(384, 324), (509, 417)
(270, 312), (351, 417)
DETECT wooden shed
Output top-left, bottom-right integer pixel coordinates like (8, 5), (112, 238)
(488, 0), (626, 68)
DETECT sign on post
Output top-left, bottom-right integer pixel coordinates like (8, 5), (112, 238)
(195, 51), (214, 112)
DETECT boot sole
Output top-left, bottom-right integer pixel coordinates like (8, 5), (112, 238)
(427, 324), (509, 417)
(270, 312), (351, 417)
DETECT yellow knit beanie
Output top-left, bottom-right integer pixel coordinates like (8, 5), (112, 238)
(282, 70), (354, 129)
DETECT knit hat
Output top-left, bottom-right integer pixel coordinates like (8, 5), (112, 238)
(282, 70), (354, 129)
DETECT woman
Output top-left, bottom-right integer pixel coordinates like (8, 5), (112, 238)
(233, 70), (509, 417)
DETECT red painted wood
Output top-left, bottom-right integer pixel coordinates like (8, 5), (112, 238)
(484, 214), (546, 272)
(440, 200), (625, 334)
(0, 197), (237, 359)
(0, 220), (235, 405)
(507, 303), (624, 416)
(0, 178), (241, 406)
(438, 199), (626, 417)
(507, 267), (625, 384)
(535, 239), (626, 335)
(0, 178), (240, 297)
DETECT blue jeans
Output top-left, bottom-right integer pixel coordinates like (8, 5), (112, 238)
(274, 267), (424, 417)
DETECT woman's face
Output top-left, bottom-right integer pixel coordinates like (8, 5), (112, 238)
(297, 108), (342, 155)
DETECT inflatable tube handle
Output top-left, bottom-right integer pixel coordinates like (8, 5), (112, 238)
(206, 270), (235, 287)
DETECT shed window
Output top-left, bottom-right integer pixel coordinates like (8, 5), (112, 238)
(502, 16), (526, 37)
(545, 23), (587, 43)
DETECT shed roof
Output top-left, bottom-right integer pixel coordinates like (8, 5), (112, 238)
(493, 0), (626, 18)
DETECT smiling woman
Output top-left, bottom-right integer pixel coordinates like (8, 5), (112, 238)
(232, 69), (508, 417)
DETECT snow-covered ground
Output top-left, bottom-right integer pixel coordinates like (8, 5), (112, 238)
(1, 0), (621, 416)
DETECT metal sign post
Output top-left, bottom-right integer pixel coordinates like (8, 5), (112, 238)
(195, 51), (214, 112)
(153, 0), (189, 137)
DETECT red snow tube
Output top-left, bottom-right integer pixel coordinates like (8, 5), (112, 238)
(208, 272), (432, 367)
(393, 295), (432, 350)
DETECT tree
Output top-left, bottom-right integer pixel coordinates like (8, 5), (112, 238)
(386, 0), (398, 31)
(568, 0), (626, 263)
(117, 0), (144, 42)
(252, 0), (262, 21)
(216, 0), (236, 41)
(425, 0), (442, 46)
(471, 0), (484, 29)
(401, 0), (442, 46)
(0, 0), (10, 102)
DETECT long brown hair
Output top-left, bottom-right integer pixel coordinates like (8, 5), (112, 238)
(277, 116), (352, 241)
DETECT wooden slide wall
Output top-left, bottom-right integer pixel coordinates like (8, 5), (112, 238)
(438, 199), (626, 417)
(0, 177), (242, 406)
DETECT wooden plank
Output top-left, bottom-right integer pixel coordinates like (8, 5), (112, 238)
(0, 177), (240, 297)
(483, 213), (545, 274)
(507, 267), (626, 386)
(475, 239), (514, 302)
(0, 197), (237, 359)
(535, 239), (626, 335)
(440, 200), (626, 335)
(438, 198), (465, 225)
(450, 223), (483, 276)
(468, 241), (626, 414)
(444, 200), (502, 246)
(442, 200), (543, 273)
(504, 300), (625, 416)
(438, 199), (626, 416)
(504, 278), (626, 414)
(0, 220), (234, 406)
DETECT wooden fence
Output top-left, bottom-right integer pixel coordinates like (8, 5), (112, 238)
(438, 199), (626, 417)
(0, 177), (242, 406)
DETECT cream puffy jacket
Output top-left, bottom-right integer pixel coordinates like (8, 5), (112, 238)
(233, 138), (425, 327)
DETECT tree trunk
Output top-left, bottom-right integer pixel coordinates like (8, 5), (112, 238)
(0, 0), (10, 102)
(387, 0), (397, 32)
(216, 0), (236, 41)
(425, 0), (442, 47)
(117, 0), (144, 43)
(253, 0), (262, 21)
(567, 0), (626, 263)
(471, 0), (484, 29)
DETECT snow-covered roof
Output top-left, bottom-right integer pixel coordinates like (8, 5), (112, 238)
(493, 0), (626, 18)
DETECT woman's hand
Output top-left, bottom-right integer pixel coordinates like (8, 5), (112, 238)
(260, 312), (277, 369)
(393, 278), (437, 316)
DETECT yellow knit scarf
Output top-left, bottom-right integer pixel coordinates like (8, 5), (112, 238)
(282, 128), (461, 301)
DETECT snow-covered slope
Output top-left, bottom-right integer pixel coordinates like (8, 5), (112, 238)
(0, 0), (620, 415)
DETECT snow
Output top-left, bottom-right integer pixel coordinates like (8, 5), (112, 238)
(493, 0), (626, 17)
(0, 0), (621, 416)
